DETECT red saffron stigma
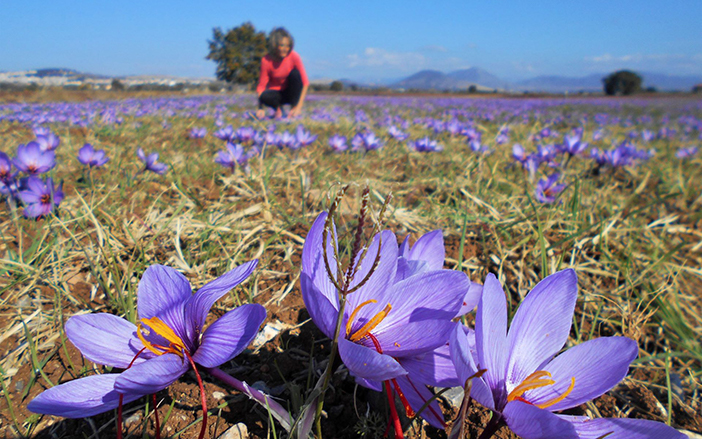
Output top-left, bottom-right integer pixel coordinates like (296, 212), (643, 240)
(117, 347), (148, 439)
(183, 350), (208, 439)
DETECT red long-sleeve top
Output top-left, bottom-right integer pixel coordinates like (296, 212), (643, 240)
(256, 51), (309, 95)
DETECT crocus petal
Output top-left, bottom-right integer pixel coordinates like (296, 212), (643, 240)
(185, 260), (258, 335)
(300, 273), (338, 339)
(192, 304), (266, 368)
(137, 265), (192, 320)
(562, 415), (688, 439)
(65, 313), (152, 369)
(115, 353), (189, 395)
(355, 376), (383, 392)
(301, 212), (338, 307)
(450, 323), (495, 410)
(456, 281), (483, 317)
(345, 230), (398, 322)
(400, 342), (459, 387)
(394, 375), (445, 429)
(338, 336), (406, 382)
(407, 230), (444, 271)
(27, 374), (143, 418)
(506, 269), (577, 389)
(475, 273), (508, 403)
(372, 270), (467, 356)
(527, 337), (638, 411)
(23, 203), (47, 218)
(503, 400), (579, 439)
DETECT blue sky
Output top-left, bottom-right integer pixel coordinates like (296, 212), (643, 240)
(1, 1), (700, 82)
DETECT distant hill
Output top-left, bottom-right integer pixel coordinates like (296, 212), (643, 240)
(392, 69), (501, 91)
(447, 67), (510, 89)
(391, 68), (702, 93)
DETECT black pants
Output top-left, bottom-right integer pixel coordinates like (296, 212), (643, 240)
(258, 68), (303, 109)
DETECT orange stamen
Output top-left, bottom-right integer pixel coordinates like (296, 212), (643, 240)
(345, 299), (377, 337)
(507, 370), (576, 409)
(349, 303), (392, 342)
(536, 377), (575, 409)
(137, 317), (187, 358)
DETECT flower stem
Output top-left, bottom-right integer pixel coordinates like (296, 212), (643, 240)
(152, 394), (161, 439)
(477, 414), (503, 439)
(314, 295), (347, 438)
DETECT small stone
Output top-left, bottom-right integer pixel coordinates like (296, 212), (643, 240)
(218, 422), (248, 439)
(212, 391), (226, 400)
(124, 411), (142, 426)
(443, 386), (465, 408)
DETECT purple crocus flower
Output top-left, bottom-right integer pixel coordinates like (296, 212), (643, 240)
(213, 125), (235, 142)
(328, 134), (348, 152)
(469, 139), (491, 155)
(18, 176), (64, 218)
(676, 146), (698, 159)
(0, 151), (17, 188)
(13, 143), (56, 175)
(278, 130), (301, 150)
(77, 144), (110, 168)
(408, 137), (443, 153)
(34, 132), (61, 152)
(137, 148), (168, 175)
(388, 230), (482, 428)
(295, 125), (317, 146)
(361, 131), (384, 151)
(450, 270), (686, 439)
(388, 125), (409, 141)
(28, 262), (265, 418)
(215, 142), (248, 172)
(235, 126), (257, 144)
(559, 134), (589, 156)
(189, 127), (207, 139)
(301, 212), (470, 387)
(535, 174), (566, 204)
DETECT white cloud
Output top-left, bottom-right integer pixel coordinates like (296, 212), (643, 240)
(585, 53), (702, 69)
(347, 48), (426, 71)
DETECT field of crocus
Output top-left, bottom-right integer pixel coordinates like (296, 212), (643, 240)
(0, 91), (700, 439)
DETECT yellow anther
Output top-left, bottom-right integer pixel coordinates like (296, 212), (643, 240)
(536, 377), (575, 409)
(507, 370), (576, 409)
(508, 370), (555, 401)
(345, 300), (377, 337)
(349, 303), (392, 342)
(137, 317), (186, 358)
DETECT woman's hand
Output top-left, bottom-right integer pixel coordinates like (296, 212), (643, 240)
(289, 105), (302, 118)
(255, 109), (266, 119)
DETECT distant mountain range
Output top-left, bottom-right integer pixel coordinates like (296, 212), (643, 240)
(4, 67), (701, 93)
(389, 68), (702, 92)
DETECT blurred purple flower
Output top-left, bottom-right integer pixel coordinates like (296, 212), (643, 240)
(388, 125), (409, 141)
(676, 146), (698, 159)
(189, 127), (206, 139)
(215, 142), (250, 172)
(328, 134), (348, 152)
(408, 137), (443, 152)
(13, 142), (56, 175)
(18, 176), (64, 218)
(137, 148), (168, 175)
(295, 125), (317, 146)
(77, 144), (109, 168)
(450, 270), (686, 439)
(28, 262), (265, 418)
(34, 132), (61, 152)
(535, 174), (566, 204)
(213, 125), (235, 142)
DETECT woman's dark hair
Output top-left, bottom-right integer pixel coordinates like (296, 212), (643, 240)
(268, 27), (294, 55)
